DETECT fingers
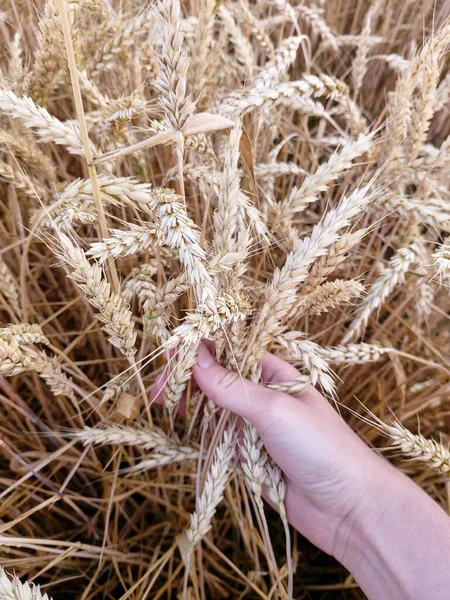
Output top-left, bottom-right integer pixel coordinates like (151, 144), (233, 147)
(260, 351), (325, 404)
(193, 342), (276, 426)
(150, 371), (166, 405)
(260, 352), (301, 384)
(149, 349), (187, 415)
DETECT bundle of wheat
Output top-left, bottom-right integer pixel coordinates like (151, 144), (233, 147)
(1, 0), (450, 598)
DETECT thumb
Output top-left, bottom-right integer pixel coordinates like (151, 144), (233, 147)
(193, 342), (276, 427)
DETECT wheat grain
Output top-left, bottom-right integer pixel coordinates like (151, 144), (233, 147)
(71, 424), (176, 450)
(154, 0), (195, 133)
(7, 32), (24, 84)
(26, 0), (78, 104)
(303, 229), (367, 293)
(253, 36), (303, 90)
(272, 135), (371, 241)
(0, 336), (75, 400)
(383, 54), (411, 72)
(267, 374), (311, 394)
(213, 122), (242, 259)
(164, 342), (199, 413)
(0, 337), (37, 375)
(218, 74), (349, 117)
(254, 162), (307, 179)
(219, 5), (254, 74)
(236, 2), (274, 54)
(351, 1), (381, 98)
(0, 161), (46, 199)
(404, 23), (450, 163)
(0, 128), (56, 180)
(91, 10), (153, 77)
(3, 2), (450, 594)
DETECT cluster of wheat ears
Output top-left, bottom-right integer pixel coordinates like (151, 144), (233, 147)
(1, 0), (450, 598)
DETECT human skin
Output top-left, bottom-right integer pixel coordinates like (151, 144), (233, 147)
(189, 342), (450, 600)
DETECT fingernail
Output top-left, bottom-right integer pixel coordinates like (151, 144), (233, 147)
(197, 342), (215, 369)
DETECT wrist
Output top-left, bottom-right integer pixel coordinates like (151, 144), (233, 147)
(333, 457), (450, 599)
(331, 455), (396, 570)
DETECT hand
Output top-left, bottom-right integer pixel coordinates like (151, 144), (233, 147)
(193, 343), (450, 600)
(192, 342), (390, 559)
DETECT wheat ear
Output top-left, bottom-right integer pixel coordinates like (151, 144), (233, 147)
(54, 232), (137, 358)
(294, 278), (364, 318)
(277, 333), (335, 396)
(0, 90), (87, 155)
(0, 256), (22, 317)
(0, 568), (52, 600)
(343, 239), (421, 342)
(384, 421), (450, 475)
(320, 343), (393, 364)
(186, 429), (235, 550)
(246, 186), (372, 366)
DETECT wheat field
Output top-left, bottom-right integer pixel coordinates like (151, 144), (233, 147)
(1, 0), (450, 598)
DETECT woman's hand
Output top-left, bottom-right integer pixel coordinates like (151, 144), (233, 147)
(192, 342), (388, 559)
(192, 342), (450, 600)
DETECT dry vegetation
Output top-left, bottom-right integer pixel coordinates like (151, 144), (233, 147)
(1, 0), (450, 598)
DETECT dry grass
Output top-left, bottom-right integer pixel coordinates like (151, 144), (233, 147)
(1, 0), (450, 598)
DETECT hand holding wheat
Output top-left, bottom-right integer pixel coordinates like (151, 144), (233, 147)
(192, 343), (450, 600)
